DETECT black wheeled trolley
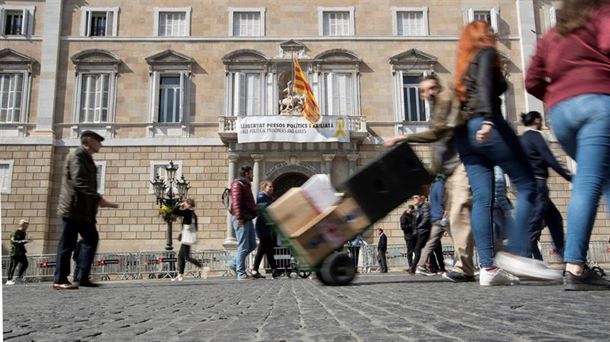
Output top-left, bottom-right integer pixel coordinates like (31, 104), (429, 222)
(261, 142), (431, 286)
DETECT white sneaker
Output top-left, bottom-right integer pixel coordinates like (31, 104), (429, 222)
(5, 280), (15, 286)
(171, 275), (184, 282)
(495, 251), (562, 280)
(480, 268), (520, 286)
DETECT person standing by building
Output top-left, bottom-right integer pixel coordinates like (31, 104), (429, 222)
(399, 205), (417, 272)
(6, 219), (31, 285)
(408, 195), (431, 274)
(172, 198), (202, 282)
(453, 21), (560, 286)
(385, 74), (476, 282)
(53, 131), (118, 290)
(228, 166), (257, 280)
(251, 180), (278, 279)
(525, 0), (610, 290)
(415, 176), (447, 276)
(348, 234), (367, 272)
(519, 111), (572, 260)
(377, 228), (388, 273)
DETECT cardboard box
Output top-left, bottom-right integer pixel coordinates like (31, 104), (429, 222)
(267, 187), (319, 237)
(291, 198), (370, 266)
(301, 174), (340, 212)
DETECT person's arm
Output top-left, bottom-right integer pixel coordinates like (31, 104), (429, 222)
(475, 47), (501, 122)
(533, 132), (573, 182)
(230, 180), (243, 223)
(525, 38), (549, 101)
(596, 5), (610, 54)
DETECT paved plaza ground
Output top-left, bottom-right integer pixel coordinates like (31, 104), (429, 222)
(2, 273), (610, 341)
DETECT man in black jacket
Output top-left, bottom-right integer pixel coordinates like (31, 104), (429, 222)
(400, 205), (417, 272)
(409, 195), (431, 274)
(53, 131), (118, 290)
(377, 228), (388, 273)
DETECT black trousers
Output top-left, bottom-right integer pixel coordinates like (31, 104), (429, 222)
(177, 244), (202, 274)
(8, 255), (28, 280)
(378, 250), (387, 272)
(404, 237), (416, 268)
(54, 218), (98, 284)
(529, 179), (565, 260)
(253, 235), (276, 271)
(411, 230), (431, 270)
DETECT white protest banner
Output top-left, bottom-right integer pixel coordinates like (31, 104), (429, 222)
(237, 116), (350, 143)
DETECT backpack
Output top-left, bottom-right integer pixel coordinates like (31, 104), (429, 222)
(221, 187), (232, 214)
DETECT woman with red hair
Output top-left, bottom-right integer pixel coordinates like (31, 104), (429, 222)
(453, 21), (561, 286)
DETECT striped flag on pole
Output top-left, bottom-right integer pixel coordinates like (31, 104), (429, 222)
(292, 57), (321, 124)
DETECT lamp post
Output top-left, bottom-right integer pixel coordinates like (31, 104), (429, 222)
(150, 161), (190, 251)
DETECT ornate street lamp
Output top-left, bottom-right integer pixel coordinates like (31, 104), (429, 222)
(150, 161), (189, 251)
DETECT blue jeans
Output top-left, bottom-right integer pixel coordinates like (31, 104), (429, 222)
(549, 94), (610, 265)
(54, 218), (99, 283)
(228, 216), (257, 277)
(455, 116), (536, 268)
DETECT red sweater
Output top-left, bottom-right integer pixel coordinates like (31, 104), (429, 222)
(525, 4), (610, 110)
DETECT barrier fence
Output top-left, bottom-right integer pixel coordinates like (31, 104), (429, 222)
(2, 241), (609, 282)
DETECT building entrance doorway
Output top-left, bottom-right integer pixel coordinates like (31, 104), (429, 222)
(272, 172), (309, 199)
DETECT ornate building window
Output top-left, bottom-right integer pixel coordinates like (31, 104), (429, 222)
(314, 49), (361, 116)
(318, 7), (354, 36)
(146, 50), (193, 137)
(80, 7), (119, 37)
(154, 8), (191, 37)
(223, 50), (269, 116)
(0, 49), (35, 137)
(0, 5), (35, 37)
(229, 8), (265, 37)
(392, 7), (428, 36)
(71, 49), (121, 138)
(389, 49), (437, 131)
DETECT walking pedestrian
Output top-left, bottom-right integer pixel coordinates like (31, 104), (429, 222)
(251, 180), (279, 279)
(415, 176), (447, 276)
(228, 166), (258, 280)
(385, 74), (476, 282)
(525, 0), (610, 290)
(399, 205), (417, 271)
(453, 20), (560, 285)
(53, 130), (118, 290)
(348, 234), (367, 272)
(172, 198), (202, 282)
(6, 219), (31, 285)
(519, 111), (572, 260)
(377, 228), (388, 273)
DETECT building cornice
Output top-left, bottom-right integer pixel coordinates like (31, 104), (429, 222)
(61, 35), (521, 42)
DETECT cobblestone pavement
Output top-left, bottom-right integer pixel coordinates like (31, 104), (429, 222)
(2, 273), (610, 341)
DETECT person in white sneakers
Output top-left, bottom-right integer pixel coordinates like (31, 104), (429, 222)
(6, 219), (31, 285)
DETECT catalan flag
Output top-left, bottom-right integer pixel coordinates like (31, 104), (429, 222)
(292, 57), (321, 124)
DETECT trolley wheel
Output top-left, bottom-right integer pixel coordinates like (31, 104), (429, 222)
(298, 270), (312, 279)
(320, 252), (356, 286)
(315, 270), (332, 285)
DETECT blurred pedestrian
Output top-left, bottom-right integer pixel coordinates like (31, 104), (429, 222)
(228, 166), (257, 280)
(251, 180), (279, 279)
(53, 131), (118, 290)
(525, 0), (610, 290)
(6, 219), (31, 285)
(453, 21), (560, 286)
(348, 234), (367, 272)
(519, 111), (572, 260)
(172, 198), (202, 282)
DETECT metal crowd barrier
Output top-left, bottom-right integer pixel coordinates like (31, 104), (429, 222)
(361, 244), (478, 273)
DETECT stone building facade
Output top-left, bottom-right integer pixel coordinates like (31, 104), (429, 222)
(1, 0), (607, 255)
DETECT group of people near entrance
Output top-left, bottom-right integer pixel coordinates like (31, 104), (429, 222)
(7, 0), (606, 291)
(385, 0), (609, 290)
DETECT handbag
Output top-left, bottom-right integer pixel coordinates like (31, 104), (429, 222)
(180, 224), (197, 245)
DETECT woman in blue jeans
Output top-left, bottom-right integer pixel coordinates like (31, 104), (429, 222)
(526, 0), (610, 291)
(453, 21), (561, 286)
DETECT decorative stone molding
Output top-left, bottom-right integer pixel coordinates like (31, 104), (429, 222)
(145, 49), (194, 73)
(389, 48), (437, 72)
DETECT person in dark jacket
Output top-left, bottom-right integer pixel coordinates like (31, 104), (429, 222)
(53, 130), (118, 290)
(453, 21), (560, 286)
(519, 111), (572, 260)
(399, 205), (416, 271)
(172, 198), (202, 282)
(228, 166), (258, 280)
(525, 0), (610, 290)
(6, 219), (31, 285)
(408, 195), (431, 274)
(251, 180), (278, 279)
(415, 177), (447, 276)
(377, 228), (388, 273)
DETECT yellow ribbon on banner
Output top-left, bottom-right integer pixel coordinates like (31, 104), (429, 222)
(333, 117), (347, 139)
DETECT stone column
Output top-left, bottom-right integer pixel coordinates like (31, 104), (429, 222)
(322, 154), (335, 179)
(347, 153), (359, 176)
(223, 153), (239, 248)
(516, 0), (544, 114)
(251, 154), (264, 198)
(32, 0), (63, 135)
